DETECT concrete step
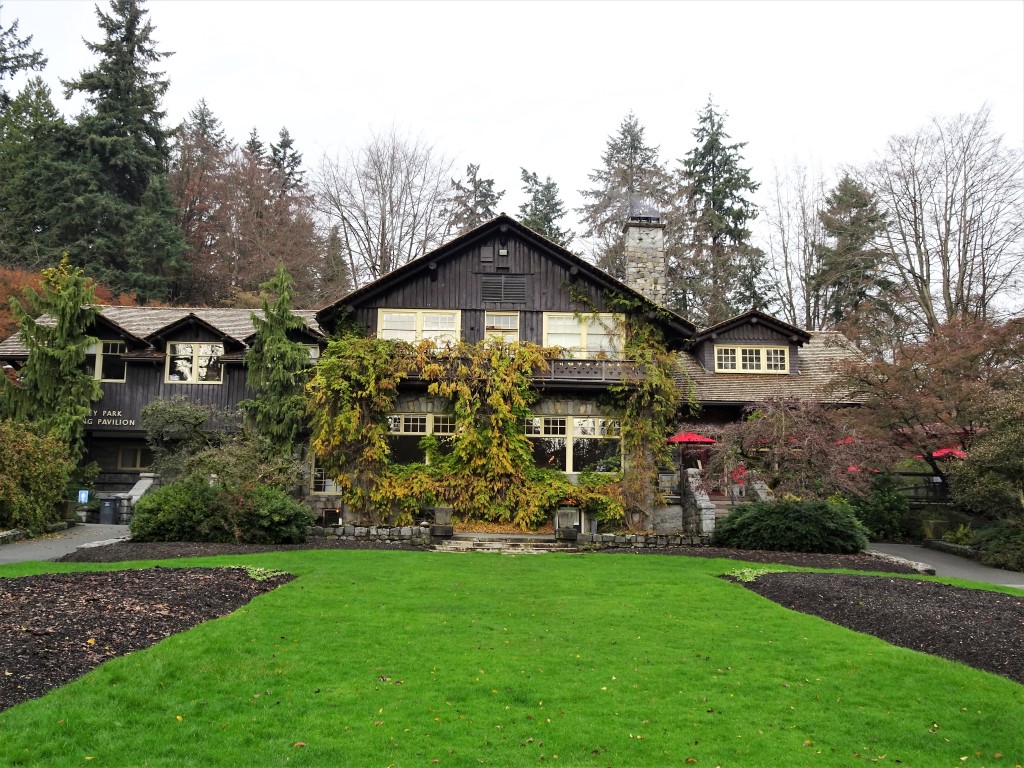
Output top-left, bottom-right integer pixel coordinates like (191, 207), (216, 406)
(432, 533), (576, 554)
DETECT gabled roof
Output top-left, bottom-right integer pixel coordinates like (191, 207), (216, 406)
(316, 213), (697, 339)
(689, 308), (812, 346)
(0, 306), (324, 360)
(677, 331), (862, 405)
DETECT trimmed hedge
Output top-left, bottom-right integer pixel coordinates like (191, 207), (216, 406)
(713, 498), (869, 553)
(130, 479), (313, 544)
(0, 420), (75, 533)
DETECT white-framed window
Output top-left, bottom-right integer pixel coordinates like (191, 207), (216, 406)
(166, 342), (224, 383)
(543, 313), (624, 359)
(378, 309), (460, 345)
(714, 345), (789, 374)
(312, 459), (341, 495)
(85, 341), (127, 382)
(485, 311), (520, 342)
(387, 413), (457, 464)
(117, 446), (153, 471)
(525, 416), (621, 473)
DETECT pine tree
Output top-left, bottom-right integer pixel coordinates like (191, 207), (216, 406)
(577, 113), (669, 277)
(239, 264), (312, 456)
(814, 174), (891, 334)
(270, 127), (304, 197)
(0, 257), (102, 465)
(0, 77), (74, 268)
(448, 163), (505, 236)
(673, 98), (765, 324)
(518, 169), (572, 248)
(0, 4), (47, 110)
(60, 0), (187, 301)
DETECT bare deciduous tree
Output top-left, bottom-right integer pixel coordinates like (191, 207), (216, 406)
(861, 107), (1024, 335)
(313, 130), (455, 287)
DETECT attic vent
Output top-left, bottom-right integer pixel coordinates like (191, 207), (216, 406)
(482, 274), (527, 303)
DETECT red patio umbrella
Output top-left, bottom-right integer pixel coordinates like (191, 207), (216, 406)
(668, 431), (717, 444)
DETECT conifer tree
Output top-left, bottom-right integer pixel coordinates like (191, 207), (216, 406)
(0, 257), (101, 465)
(518, 169), (573, 248)
(239, 264), (312, 457)
(673, 98), (765, 324)
(448, 163), (505, 236)
(0, 4), (47, 110)
(270, 127), (304, 197)
(60, 0), (187, 301)
(578, 113), (669, 276)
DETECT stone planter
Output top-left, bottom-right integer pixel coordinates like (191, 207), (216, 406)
(431, 506), (453, 526)
(555, 506), (580, 531)
(555, 527), (579, 541)
(430, 524), (454, 538)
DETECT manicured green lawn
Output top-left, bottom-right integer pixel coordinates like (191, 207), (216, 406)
(2, 551), (1022, 767)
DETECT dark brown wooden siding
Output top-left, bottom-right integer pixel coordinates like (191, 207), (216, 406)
(352, 234), (619, 343)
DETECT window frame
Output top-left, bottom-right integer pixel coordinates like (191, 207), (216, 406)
(165, 341), (226, 384)
(714, 344), (790, 374)
(117, 445), (153, 471)
(484, 311), (520, 342)
(525, 415), (622, 474)
(377, 309), (461, 345)
(542, 312), (624, 359)
(86, 340), (128, 382)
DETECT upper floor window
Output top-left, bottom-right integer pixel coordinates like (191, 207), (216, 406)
(378, 309), (460, 346)
(485, 311), (520, 343)
(543, 313), (624, 359)
(714, 345), (789, 374)
(86, 341), (127, 382)
(166, 342), (224, 383)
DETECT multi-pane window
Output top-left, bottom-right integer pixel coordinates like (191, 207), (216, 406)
(166, 342), (224, 383)
(85, 341), (127, 382)
(378, 310), (460, 345)
(714, 345), (789, 374)
(543, 313), (624, 358)
(484, 311), (520, 342)
(387, 414), (457, 464)
(117, 446), (153, 471)
(525, 416), (621, 473)
(312, 461), (341, 494)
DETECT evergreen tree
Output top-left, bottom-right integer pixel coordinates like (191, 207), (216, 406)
(60, 0), (187, 301)
(270, 126), (304, 197)
(239, 264), (312, 457)
(518, 168), (572, 248)
(577, 113), (669, 277)
(0, 257), (101, 466)
(448, 163), (505, 236)
(673, 98), (765, 324)
(814, 174), (889, 329)
(0, 77), (75, 268)
(0, 4), (47, 110)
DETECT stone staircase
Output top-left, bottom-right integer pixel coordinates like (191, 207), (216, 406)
(432, 533), (577, 554)
(710, 497), (743, 520)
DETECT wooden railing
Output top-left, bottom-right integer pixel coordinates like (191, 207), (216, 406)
(535, 358), (636, 383)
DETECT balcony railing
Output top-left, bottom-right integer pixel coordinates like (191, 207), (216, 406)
(535, 358), (637, 383)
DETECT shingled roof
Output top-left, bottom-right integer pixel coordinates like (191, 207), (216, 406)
(677, 331), (863, 405)
(0, 306), (324, 360)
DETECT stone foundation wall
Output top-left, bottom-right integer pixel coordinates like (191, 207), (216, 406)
(308, 523), (432, 547)
(577, 532), (711, 549)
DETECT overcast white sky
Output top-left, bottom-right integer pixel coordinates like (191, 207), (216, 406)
(4, 0), (1024, 232)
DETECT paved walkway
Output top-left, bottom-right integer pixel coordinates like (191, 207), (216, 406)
(870, 542), (1024, 589)
(0, 524), (130, 565)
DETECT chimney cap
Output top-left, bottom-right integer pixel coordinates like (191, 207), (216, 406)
(627, 195), (660, 223)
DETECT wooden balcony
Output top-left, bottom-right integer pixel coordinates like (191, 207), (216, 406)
(535, 358), (637, 384)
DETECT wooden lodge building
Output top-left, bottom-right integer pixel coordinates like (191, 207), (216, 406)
(0, 214), (858, 526)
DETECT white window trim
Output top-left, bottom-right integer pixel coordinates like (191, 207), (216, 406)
(714, 344), (790, 374)
(484, 311), (520, 342)
(542, 312), (625, 359)
(525, 415), (622, 474)
(164, 341), (225, 384)
(377, 309), (461, 345)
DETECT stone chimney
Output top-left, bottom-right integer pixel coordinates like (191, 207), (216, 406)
(622, 198), (667, 307)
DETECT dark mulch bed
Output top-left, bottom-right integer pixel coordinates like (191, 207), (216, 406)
(741, 572), (1024, 685)
(2, 540), (1021, 715)
(0, 567), (292, 712)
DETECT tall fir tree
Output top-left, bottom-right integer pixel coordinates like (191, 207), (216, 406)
(448, 163), (505, 236)
(0, 4), (47, 110)
(0, 257), (102, 466)
(673, 98), (765, 324)
(518, 169), (572, 248)
(270, 127), (304, 197)
(239, 264), (312, 457)
(60, 0), (187, 302)
(577, 113), (669, 277)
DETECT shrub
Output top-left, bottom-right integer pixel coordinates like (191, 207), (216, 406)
(0, 419), (75, 532)
(130, 479), (314, 544)
(973, 520), (1024, 572)
(851, 473), (909, 541)
(713, 498), (869, 553)
(942, 524), (976, 547)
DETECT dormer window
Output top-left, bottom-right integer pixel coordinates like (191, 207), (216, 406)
(166, 342), (224, 383)
(714, 345), (789, 374)
(85, 341), (127, 382)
